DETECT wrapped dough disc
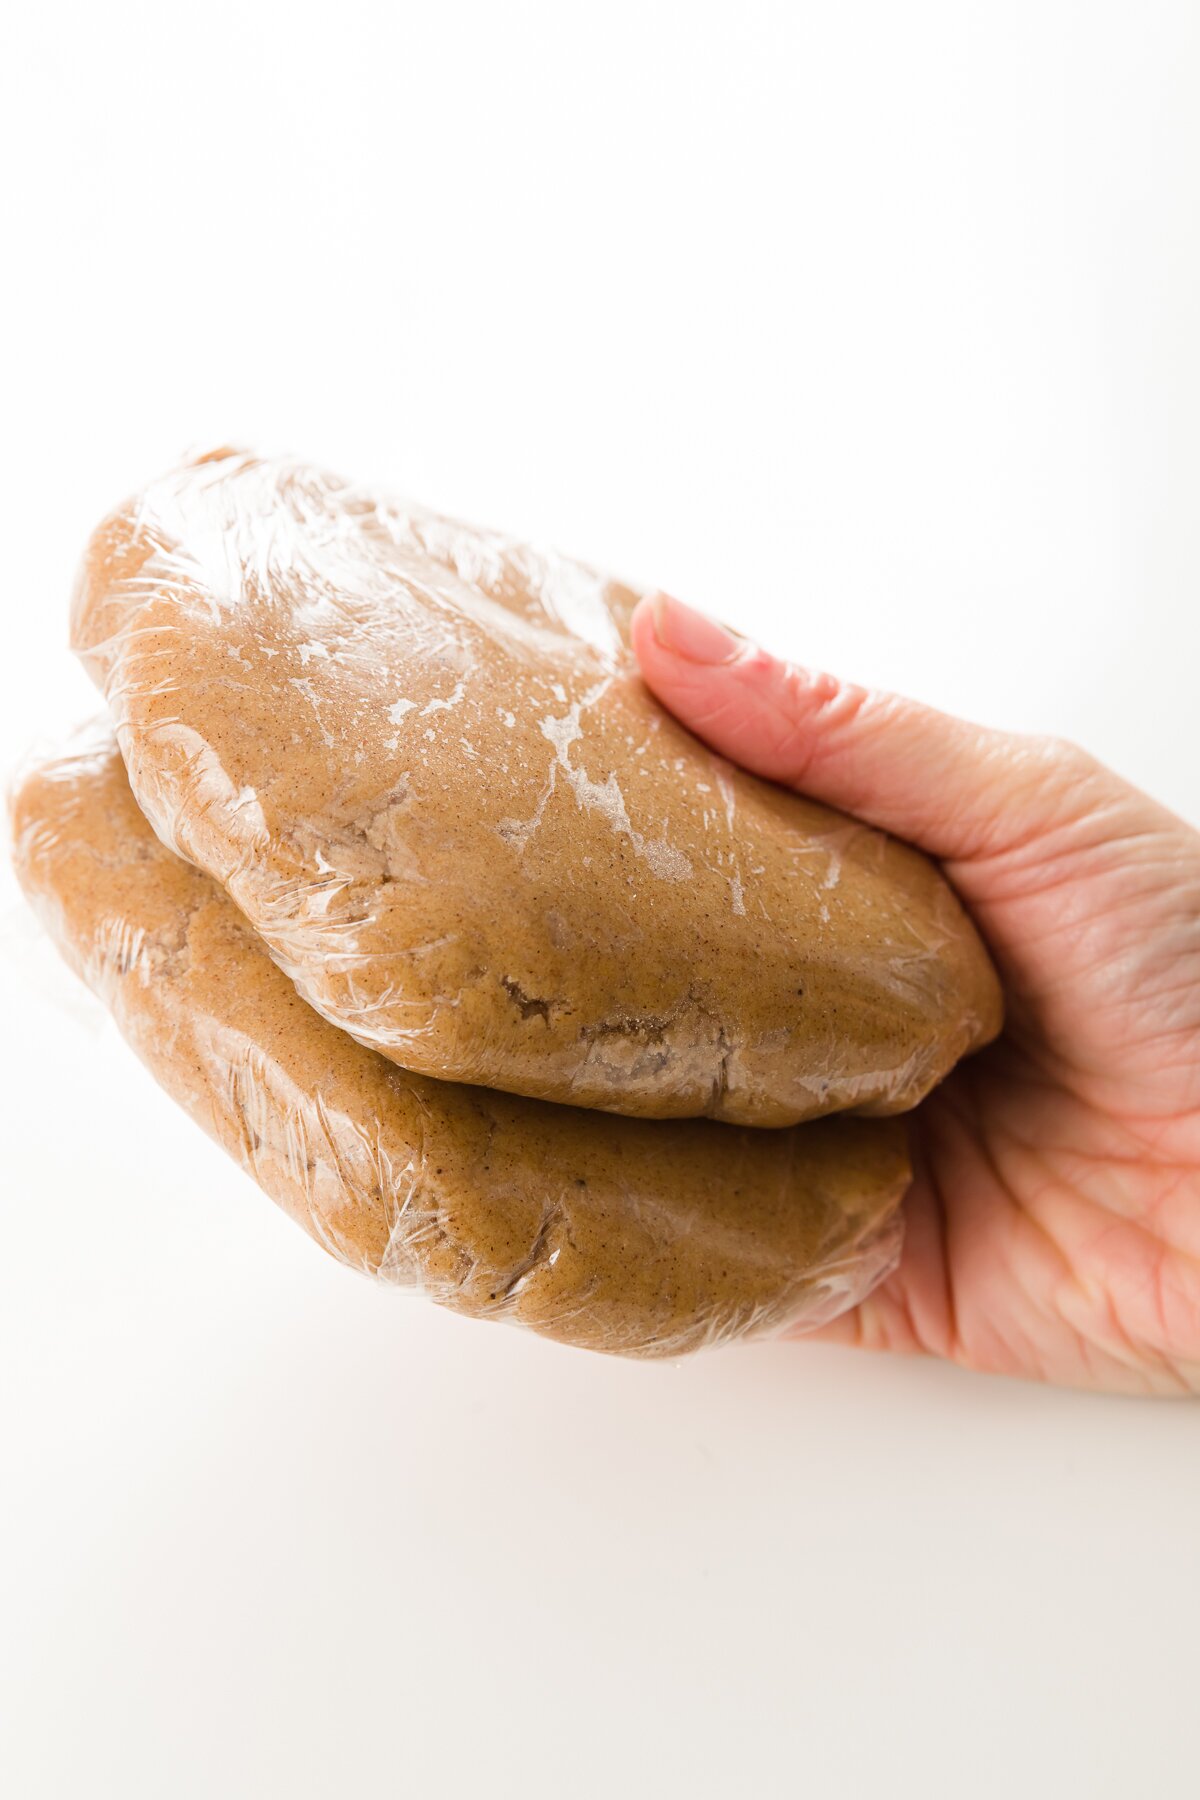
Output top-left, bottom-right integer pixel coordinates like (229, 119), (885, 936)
(72, 450), (1002, 1124)
(11, 734), (910, 1359)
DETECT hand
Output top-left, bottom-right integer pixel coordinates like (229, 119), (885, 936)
(631, 594), (1200, 1394)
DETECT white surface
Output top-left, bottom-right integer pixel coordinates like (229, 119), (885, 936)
(2, 4), (1199, 1796)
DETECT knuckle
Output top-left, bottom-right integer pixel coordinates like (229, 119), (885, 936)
(1013, 731), (1100, 790)
(773, 664), (868, 778)
(1042, 732), (1093, 773)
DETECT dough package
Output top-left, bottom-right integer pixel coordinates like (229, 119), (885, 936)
(10, 735), (910, 1358)
(72, 450), (1002, 1126)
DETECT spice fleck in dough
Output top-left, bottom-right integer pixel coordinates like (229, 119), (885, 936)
(72, 450), (1002, 1125)
(11, 735), (910, 1358)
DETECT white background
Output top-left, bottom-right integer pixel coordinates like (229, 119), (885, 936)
(2, 4), (1199, 1796)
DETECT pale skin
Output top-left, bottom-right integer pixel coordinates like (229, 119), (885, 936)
(631, 593), (1200, 1395)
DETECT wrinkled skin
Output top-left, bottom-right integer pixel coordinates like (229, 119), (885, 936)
(633, 594), (1200, 1394)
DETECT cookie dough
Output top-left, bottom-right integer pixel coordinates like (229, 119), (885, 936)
(11, 734), (910, 1358)
(73, 450), (1002, 1125)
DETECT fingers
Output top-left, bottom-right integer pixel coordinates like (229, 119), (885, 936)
(630, 592), (1099, 865)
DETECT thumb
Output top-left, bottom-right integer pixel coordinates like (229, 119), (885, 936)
(631, 592), (1095, 866)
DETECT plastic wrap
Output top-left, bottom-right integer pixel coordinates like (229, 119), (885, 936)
(72, 450), (1002, 1127)
(9, 735), (910, 1359)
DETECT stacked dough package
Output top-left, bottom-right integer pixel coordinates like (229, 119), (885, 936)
(10, 451), (1003, 1357)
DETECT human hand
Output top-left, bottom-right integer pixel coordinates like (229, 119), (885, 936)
(631, 594), (1200, 1394)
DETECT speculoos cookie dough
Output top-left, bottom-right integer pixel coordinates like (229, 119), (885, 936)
(72, 450), (1002, 1125)
(10, 735), (910, 1358)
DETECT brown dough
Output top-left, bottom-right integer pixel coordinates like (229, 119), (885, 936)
(10, 734), (910, 1358)
(73, 450), (1002, 1125)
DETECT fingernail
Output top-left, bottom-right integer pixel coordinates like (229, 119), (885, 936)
(651, 593), (742, 665)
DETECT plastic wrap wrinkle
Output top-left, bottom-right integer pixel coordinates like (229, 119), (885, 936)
(71, 449), (1003, 1126)
(10, 736), (909, 1359)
